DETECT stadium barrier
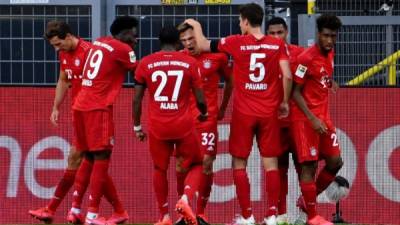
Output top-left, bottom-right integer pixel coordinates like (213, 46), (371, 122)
(0, 87), (399, 224)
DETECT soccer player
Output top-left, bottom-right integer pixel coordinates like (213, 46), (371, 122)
(175, 22), (233, 225)
(185, 3), (292, 225)
(290, 14), (343, 225)
(266, 17), (304, 225)
(133, 26), (208, 225)
(71, 16), (139, 225)
(28, 21), (91, 224)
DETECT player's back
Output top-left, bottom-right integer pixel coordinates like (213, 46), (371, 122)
(73, 36), (137, 111)
(219, 34), (288, 117)
(135, 51), (202, 140)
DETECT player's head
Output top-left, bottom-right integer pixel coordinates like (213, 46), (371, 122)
(238, 3), (264, 34)
(316, 14), (342, 53)
(267, 17), (288, 41)
(110, 16), (139, 49)
(44, 20), (76, 52)
(177, 22), (199, 55)
(159, 25), (180, 50)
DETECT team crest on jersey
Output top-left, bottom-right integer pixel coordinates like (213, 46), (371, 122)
(310, 146), (317, 156)
(74, 58), (80, 66)
(203, 59), (212, 69)
(295, 64), (307, 78)
(320, 75), (333, 88)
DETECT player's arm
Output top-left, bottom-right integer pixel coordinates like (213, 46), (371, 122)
(133, 83), (146, 141)
(184, 19), (212, 52)
(218, 58), (233, 120)
(193, 87), (208, 122)
(292, 82), (327, 134)
(50, 70), (70, 126)
(279, 59), (292, 119)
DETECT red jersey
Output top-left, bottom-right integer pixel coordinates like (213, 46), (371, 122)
(290, 44), (335, 125)
(218, 34), (289, 117)
(73, 36), (137, 111)
(58, 38), (91, 105)
(184, 51), (231, 127)
(280, 44), (304, 126)
(135, 51), (203, 140)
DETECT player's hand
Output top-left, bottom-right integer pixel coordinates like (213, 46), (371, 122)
(310, 117), (328, 134)
(330, 80), (339, 94)
(135, 130), (147, 142)
(217, 107), (226, 120)
(197, 112), (208, 122)
(184, 19), (202, 32)
(50, 108), (59, 127)
(278, 101), (289, 119)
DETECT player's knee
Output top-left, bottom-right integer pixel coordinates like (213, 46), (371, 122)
(67, 149), (83, 169)
(202, 155), (215, 174)
(154, 165), (168, 174)
(232, 156), (247, 169)
(301, 161), (318, 175)
(326, 157), (343, 173)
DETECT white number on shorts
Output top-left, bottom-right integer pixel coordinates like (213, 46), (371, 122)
(331, 133), (339, 147)
(201, 132), (215, 146)
(249, 53), (266, 82)
(85, 49), (103, 79)
(152, 70), (183, 102)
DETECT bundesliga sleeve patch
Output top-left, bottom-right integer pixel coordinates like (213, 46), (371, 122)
(221, 38), (226, 45)
(295, 64), (307, 78)
(129, 51), (136, 63)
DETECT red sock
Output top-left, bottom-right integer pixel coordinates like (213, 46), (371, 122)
(316, 168), (336, 194)
(184, 165), (203, 202)
(233, 169), (252, 219)
(72, 158), (93, 208)
(47, 169), (77, 212)
(300, 181), (317, 219)
(153, 169), (169, 217)
(278, 167), (288, 215)
(88, 159), (110, 213)
(103, 175), (125, 214)
(265, 170), (280, 217)
(176, 171), (187, 197)
(197, 173), (213, 215)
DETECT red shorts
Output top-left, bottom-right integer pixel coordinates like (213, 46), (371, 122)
(196, 122), (218, 157)
(291, 120), (341, 163)
(229, 109), (282, 158)
(148, 130), (202, 171)
(72, 108), (114, 151)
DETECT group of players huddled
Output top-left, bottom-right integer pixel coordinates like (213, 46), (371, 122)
(28, 3), (344, 225)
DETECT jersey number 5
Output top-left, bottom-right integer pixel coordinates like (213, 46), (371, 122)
(152, 70), (183, 102)
(249, 53), (266, 82)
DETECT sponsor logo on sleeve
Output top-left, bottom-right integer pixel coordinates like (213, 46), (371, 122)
(295, 64), (307, 78)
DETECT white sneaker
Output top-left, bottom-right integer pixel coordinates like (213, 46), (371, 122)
(226, 215), (255, 225)
(262, 215), (277, 225)
(293, 211), (307, 225)
(276, 214), (289, 225)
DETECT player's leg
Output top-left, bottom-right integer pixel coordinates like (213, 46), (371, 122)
(196, 125), (218, 222)
(258, 115), (282, 225)
(149, 132), (174, 225)
(175, 131), (204, 225)
(277, 127), (290, 219)
(291, 120), (333, 225)
(28, 146), (83, 223)
(104, 175), (129, 224)
(316, 128), (343, 195)
(228, 110), (256, 225)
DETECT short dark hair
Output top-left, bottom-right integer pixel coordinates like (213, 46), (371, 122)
(110, 16), (138, 36)
(159, 25), (180, 46)
(177, 22), (193, 35)
(239, 3), (264, 27)
(44, 20), (73, 40)
(317, 14), (342, 32)
(267, 17), (287, 30)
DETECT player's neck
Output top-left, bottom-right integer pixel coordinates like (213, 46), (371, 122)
(71, 36), (79, 51)
(317, 43), (330, 56)
(161, 45), (176, 52)
(247, 27), (264, 40)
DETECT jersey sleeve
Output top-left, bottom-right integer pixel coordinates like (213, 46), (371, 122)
(114, 44), (138, 71)
(217, 35), (240, 57)
(218, 54), (232, 80)
(58, 52), (65, 71)
(134, 60), (147, 85)
(190, 62), (203, 89)
(279, 41), (290, 61)
(292, 53), (310, 85)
